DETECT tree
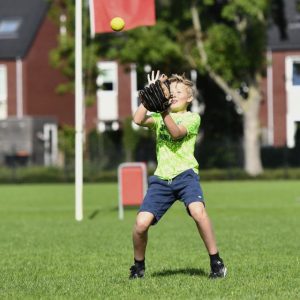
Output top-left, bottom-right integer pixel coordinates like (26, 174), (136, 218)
(102, 0), (270, 175)
(48, 1), (276, 175)
(189, 0), (268, 175)
(122, 117), (141, 162)
(48, 0), (99, 105)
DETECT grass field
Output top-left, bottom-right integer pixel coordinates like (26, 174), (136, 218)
(0, 181), (299, 299)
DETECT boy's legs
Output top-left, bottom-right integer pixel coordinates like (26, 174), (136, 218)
(188, 201), (227, 278)
(133, 211), (155, 260)
(188, 202), (217, 254)
(130, 211), (155, 279)
(130, 175), (176, 279)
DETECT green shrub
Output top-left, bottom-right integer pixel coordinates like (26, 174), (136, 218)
(1, 166), (300, 183)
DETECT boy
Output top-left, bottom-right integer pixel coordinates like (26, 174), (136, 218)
(130, 71), (227, 279)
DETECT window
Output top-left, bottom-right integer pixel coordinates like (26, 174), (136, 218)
(98, 68), (115, 91)
(0, 19), (22, 39)
(0, 66), (7, 102)
(295, 122), (300, 148)
(292, 62), (300, 85)
(0, 65), (7, 119)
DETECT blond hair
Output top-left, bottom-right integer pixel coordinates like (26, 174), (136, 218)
(168, 74), (195, 98)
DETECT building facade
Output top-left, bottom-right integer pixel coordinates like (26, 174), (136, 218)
(0, 0), (138, 165)
(260, 0), (300, 148)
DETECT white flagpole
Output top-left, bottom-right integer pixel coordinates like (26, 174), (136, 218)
(75, 0), (83, 221)
(88, 0), (95, 38)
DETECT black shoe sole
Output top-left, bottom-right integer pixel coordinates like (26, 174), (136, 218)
(209, 267), (227, 279)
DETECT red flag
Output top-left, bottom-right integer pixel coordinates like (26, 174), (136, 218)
(90, 0), (156, 36)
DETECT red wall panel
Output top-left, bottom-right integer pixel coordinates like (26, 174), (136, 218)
(118, 64), (132, 121)
(24, 17), (74, 126)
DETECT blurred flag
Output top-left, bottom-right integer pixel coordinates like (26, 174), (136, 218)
(89, 0), (156, 36)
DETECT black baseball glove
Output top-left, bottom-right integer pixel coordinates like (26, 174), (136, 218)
(139, 75), (171, 113)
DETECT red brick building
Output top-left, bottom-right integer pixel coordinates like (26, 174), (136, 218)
(0, 0), (137, 132)
(0, 0), (138, 166)
(260, 0), (300, 148)
(1, 0), (300, 155)
(0, 0), (74, 125)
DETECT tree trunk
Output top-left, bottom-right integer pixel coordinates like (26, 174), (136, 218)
(125, 150), (133, 162)
(190, 3), (264, 176)
(243, 86), (263, 175)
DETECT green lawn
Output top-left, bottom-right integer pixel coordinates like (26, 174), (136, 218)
(0, 181), (299, 299)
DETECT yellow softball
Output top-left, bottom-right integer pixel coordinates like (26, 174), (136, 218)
(110, 17), (125, 31)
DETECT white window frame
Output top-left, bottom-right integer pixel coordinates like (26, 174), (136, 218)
(285, 56), (300, 148)
(0, 65), (8, 120)
(0, 65), (7, 102)
(96, 61), (119, 123)
(43, 123), (58, 166)
(292, 61), (300, 86)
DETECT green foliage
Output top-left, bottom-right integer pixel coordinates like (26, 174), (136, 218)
(54, 81), (74, 95)
(1, 166), (300, 183)
(48, 0), (271, 98)
(98, 21), (186, 74)
(58, 125), (75, 166)
(297, 0), (300, 12)
(95, 0), (269, 90)
(86, 129), (123, 170)
(48, 0), (99, 104)
(87, 129), (101, 163)
(198, 0), (268, 85)
(221, 0), (267, 21)
(122, 117), (142, 162)
(49, 34), (75, 79)
(48, 1), (76, 80)
(204, 24), (249, 85)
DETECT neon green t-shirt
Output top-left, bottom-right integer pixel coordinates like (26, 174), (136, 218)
(150, 112), (200, 180)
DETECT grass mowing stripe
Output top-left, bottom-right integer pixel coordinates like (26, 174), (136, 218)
(0, 181), (299, 299)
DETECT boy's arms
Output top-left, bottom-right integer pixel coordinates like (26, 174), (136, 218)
(133, 103), (155, 128)
(133, 70), (160, 128)
(161, 111), (187, 140)
(133, 104), (188, 138)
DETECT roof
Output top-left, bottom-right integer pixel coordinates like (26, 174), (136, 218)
(268, 0), (300, 51)
(0, 0), (49, 60)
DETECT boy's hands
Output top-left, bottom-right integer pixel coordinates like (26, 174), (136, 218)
(139, 71), (171, 113)
(147, 70), (160, 85)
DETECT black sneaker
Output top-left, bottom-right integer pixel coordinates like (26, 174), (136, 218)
(129, 264), (145, 279)
(209, 260), (227, 279)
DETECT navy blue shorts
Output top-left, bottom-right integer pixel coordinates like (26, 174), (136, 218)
(139, 169), (205, 225)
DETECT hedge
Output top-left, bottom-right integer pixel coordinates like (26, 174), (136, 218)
(0, 166), (300, 183)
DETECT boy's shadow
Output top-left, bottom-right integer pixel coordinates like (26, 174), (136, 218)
(152, 268), (207, 278)
(88, 206), (139, 219)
